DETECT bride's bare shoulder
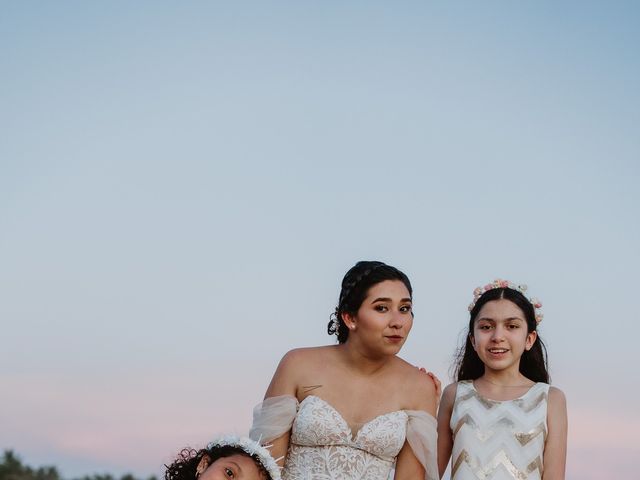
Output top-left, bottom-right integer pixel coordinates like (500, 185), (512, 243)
(267, 346), (337, 397)
(391, 357), (438, 411)
(278, 345), (337, 369)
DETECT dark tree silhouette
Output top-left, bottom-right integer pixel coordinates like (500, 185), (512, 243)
(0, 451), (156, 480)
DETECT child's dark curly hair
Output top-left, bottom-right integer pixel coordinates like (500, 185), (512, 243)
(165, 446), (270, 480)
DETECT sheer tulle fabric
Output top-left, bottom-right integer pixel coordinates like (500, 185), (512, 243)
(405, 410), (438, 480)
(249, 395), (438, 480)
(249, 395), (298, 443)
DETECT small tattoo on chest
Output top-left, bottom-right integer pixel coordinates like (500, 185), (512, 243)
(302, 385), (322, 393)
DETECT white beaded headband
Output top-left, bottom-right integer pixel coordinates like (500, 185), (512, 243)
(207, 435), (281, 480)
(468, 279), (543, 324)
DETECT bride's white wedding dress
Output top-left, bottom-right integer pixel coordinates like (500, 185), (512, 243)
(250, 395), (438, 480)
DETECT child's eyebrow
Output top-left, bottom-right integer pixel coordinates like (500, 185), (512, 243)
(229, 461), (242, 473)
(476, 316), (524, 322)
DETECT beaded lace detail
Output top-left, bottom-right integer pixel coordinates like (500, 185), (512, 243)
(283, 395), (407, 479)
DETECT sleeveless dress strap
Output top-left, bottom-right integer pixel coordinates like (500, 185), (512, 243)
(405, 410), (438, 480)
(249, 395), (299, 444)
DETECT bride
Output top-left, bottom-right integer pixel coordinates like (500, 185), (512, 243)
(250, 261), (439, 480)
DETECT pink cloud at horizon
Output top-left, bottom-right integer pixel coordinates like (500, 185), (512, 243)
(565, 407), (640, 479)
(0, 372), (259, 476)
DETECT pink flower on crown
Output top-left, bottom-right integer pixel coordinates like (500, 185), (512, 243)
(469, 279), (545, 324)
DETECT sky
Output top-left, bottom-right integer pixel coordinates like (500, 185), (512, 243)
(1, 1), (639, 479)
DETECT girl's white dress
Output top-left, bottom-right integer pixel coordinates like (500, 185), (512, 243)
(250, 394), (438, 480)
(450, 380), (549, 479)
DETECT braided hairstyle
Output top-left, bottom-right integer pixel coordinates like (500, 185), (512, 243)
(327, 261), (413, 344)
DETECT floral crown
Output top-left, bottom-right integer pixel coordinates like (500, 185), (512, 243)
(468, 279), (543, 324)
(207, 435), (281, 480)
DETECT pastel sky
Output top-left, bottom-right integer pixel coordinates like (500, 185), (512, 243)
(1, 2), (638, 479)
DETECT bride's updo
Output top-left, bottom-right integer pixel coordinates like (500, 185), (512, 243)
(327, 261), (413, 343)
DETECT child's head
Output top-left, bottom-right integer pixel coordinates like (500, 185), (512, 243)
(454, 280), (549, 383)
(165, 436), (281, 480)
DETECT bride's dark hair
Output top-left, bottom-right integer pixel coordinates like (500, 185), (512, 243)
(327, 261), (412, 344)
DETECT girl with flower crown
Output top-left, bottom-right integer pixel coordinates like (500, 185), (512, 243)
(437, 280), (568, 480)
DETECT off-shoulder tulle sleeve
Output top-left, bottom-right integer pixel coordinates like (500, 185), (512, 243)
(405, 410), (438, 480)
(249, 395), (299, 444)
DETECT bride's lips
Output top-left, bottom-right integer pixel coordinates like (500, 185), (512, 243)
(385, 335), (404, 343)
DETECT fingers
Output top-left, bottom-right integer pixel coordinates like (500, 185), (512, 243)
(426, 371), (442, 399)
(415, 366), (443, 399)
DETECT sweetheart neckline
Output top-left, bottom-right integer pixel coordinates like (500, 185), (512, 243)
(299, 394), (407, 441)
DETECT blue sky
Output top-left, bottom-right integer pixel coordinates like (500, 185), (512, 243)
(1, 2), (639, 479)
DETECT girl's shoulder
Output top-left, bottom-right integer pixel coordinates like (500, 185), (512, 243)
(442, 382), (461, 397)
(548, 385), (565, 395)
(548, 385), (567, 406)
(440, 382), (460, 410)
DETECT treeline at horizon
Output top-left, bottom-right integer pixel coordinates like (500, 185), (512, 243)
(0, 451), (158, 480)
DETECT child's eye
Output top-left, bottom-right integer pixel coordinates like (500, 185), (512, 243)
(224, 468), (235, 478)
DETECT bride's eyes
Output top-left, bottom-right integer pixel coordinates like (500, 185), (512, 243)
(374, 305), (388, 312)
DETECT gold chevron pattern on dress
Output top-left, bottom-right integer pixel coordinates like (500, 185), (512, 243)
(515, 423), (547, 446)
(514, 392), (548, 413)
(526, 457), (543, 476)
(452, 449), (532, 479)
(449, 381), (549, 479)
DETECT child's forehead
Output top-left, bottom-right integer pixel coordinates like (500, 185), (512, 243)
(477, 298), (524, 315)
(475, 301), (526, 323)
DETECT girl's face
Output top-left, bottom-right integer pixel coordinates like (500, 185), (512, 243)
(343, 279), (413, 355)
(471, 299), (537, 375)
(197, 454), (267, 480)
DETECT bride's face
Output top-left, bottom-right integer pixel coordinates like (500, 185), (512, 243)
(344, 280), (413, 354)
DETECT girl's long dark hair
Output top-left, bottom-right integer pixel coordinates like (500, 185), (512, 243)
(453, 287), (549, 383)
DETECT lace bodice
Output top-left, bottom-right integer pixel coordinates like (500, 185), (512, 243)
(450, 381), (549, 479)
(284, 395), (406, 479)
(250, 395), (438, 480)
